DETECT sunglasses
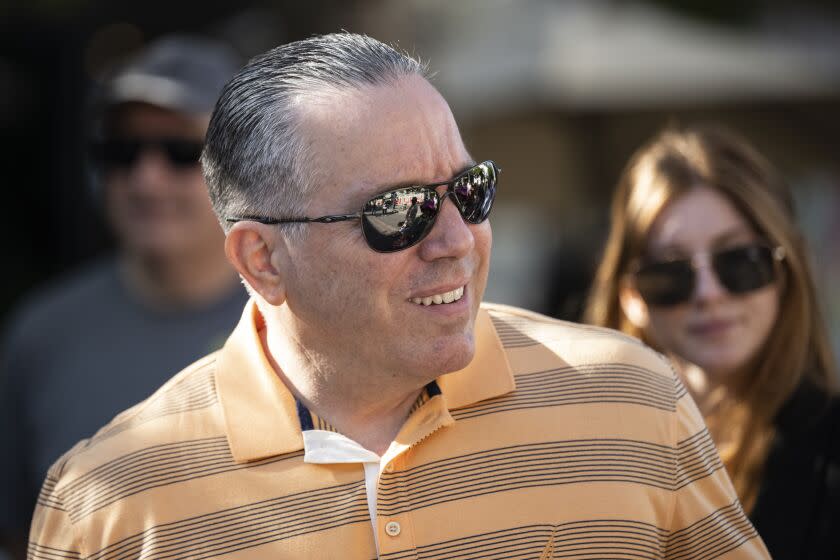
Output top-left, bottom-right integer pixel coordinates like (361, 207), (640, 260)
(91, 138), (204, 169)
(227, 160), (499, 253)
(631, 243), (785, 306)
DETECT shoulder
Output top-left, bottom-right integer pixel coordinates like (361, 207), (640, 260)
(2, 259), (119, 345)
(776, 382), (840, 444)
(40, 351), (225, 517)
(482, 302), (673, 377)
(89, 351), (222, 442)
(822, 393), (840, 456)
(768, 386), (840, 467)
(479, 302), (688, 431)
(16, 258), (117, 312)
(476, 305), (728, 502)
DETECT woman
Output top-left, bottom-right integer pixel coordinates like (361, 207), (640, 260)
(585, 123), (839, 558)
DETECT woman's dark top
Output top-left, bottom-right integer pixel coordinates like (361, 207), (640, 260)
(750, 381), (840, 559)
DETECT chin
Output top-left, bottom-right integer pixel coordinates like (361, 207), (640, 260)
(430, 333), (476, 374)
(691, 353), (748, 379)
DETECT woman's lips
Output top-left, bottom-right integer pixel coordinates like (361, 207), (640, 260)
(687, 318), (738, 337)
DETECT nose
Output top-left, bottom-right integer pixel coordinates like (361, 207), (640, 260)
(416, 194), (475, 261)
(692, 256), (727, 304)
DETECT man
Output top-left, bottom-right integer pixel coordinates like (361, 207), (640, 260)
(0, 36), (247, 556)
(403, 196), (420, 226)
(29, 33), (770, 559)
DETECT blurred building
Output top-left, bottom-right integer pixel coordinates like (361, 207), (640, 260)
(2, 0), (839, 346)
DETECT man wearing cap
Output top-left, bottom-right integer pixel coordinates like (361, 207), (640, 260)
(28, 33), (769, 559)
(0, 35), (247, 557)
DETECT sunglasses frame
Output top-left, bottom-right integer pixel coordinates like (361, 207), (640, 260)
(226, 160), (499, 252)
(629, 243), (786, 307)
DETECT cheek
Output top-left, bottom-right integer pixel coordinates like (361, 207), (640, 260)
(186, 188), (220, 224)
(299, 235), (404, 310)
(177, 174), (214, 207)
(477, 223), (492, 258)
(102, 182), (131, 222)
(473, 223), (492, 277)
(743, 286), (780, 341)
(645, 307), (689, 347)
(103, 171), (127, 197)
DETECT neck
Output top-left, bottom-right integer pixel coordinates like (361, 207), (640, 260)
(120, 246), (238, 309)
(259, 321), (423, 456)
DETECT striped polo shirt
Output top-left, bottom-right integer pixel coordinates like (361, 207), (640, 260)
(29, 301), (770, 559)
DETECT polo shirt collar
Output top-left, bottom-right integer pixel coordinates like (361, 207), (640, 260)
(216, 300), (515, 463)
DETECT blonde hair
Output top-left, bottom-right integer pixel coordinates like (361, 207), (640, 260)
(585, 123), (838, 511)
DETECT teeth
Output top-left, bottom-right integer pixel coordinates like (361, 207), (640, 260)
(410, 286), (464, 306)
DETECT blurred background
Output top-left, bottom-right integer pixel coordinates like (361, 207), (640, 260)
(2, 0), (839, 355)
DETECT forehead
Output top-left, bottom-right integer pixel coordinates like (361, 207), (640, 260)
(296, 75), (471, 208)
(107, 103), (209, 138)
(648, 185), (757, 251)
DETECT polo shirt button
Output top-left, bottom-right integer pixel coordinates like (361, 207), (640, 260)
(385, 521), (401, 537)
(384, 463), (394, 473)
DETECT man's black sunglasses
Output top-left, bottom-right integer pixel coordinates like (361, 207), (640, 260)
(91, 138), (204, 169)
(631, 243), (786, 307)
(227, 160), (499, 253)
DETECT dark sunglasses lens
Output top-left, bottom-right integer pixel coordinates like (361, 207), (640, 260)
(361, 188), (439, 252)
(359, 162), (497, 252)
(453, 162), (497, 224)
(92, 139), (202, 169)
(634, 260), (695, 306)
(94, 140), (141, 167)
(714, 245), (777, 294)
(162, 140), (204, 167)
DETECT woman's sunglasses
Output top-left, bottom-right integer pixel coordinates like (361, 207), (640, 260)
(631, 243), (786, 307)
(227, 160), (499, 253)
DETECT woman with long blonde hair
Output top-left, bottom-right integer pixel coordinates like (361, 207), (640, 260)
(585, 123), (839, 559)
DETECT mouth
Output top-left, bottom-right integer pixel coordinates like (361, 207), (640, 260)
(409, 286), (465, 306)
(688, 318), (738, 336)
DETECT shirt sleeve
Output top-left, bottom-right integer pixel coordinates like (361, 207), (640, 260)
(27, 453), (83, 560)
(666, 374), (771, 559)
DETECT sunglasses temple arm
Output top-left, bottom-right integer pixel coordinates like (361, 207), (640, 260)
(225, 214), (360, 225)
(308, 214), (360, 223)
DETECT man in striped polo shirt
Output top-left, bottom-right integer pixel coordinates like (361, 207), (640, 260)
(30, 33), (770, 559)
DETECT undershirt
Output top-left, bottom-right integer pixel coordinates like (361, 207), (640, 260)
(302, 430), (384, 552)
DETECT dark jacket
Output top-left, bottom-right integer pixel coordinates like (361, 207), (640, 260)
(750, 381), (840, 559)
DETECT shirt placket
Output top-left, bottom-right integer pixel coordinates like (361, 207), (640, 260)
(376, 393), (455, 558)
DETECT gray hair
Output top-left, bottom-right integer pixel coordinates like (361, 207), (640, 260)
(201, 32), (428, 237)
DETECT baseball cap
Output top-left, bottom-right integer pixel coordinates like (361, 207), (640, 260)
(101, 34), (241, 114)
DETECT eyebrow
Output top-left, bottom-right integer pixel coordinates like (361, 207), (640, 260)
(711, 226), (759, 246)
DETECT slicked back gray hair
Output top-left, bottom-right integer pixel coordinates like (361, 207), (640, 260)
(201, 33), (428, 237)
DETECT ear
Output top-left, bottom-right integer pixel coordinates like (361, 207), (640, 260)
(619, 279), (650, 330)
(225, 222), (288, 306)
